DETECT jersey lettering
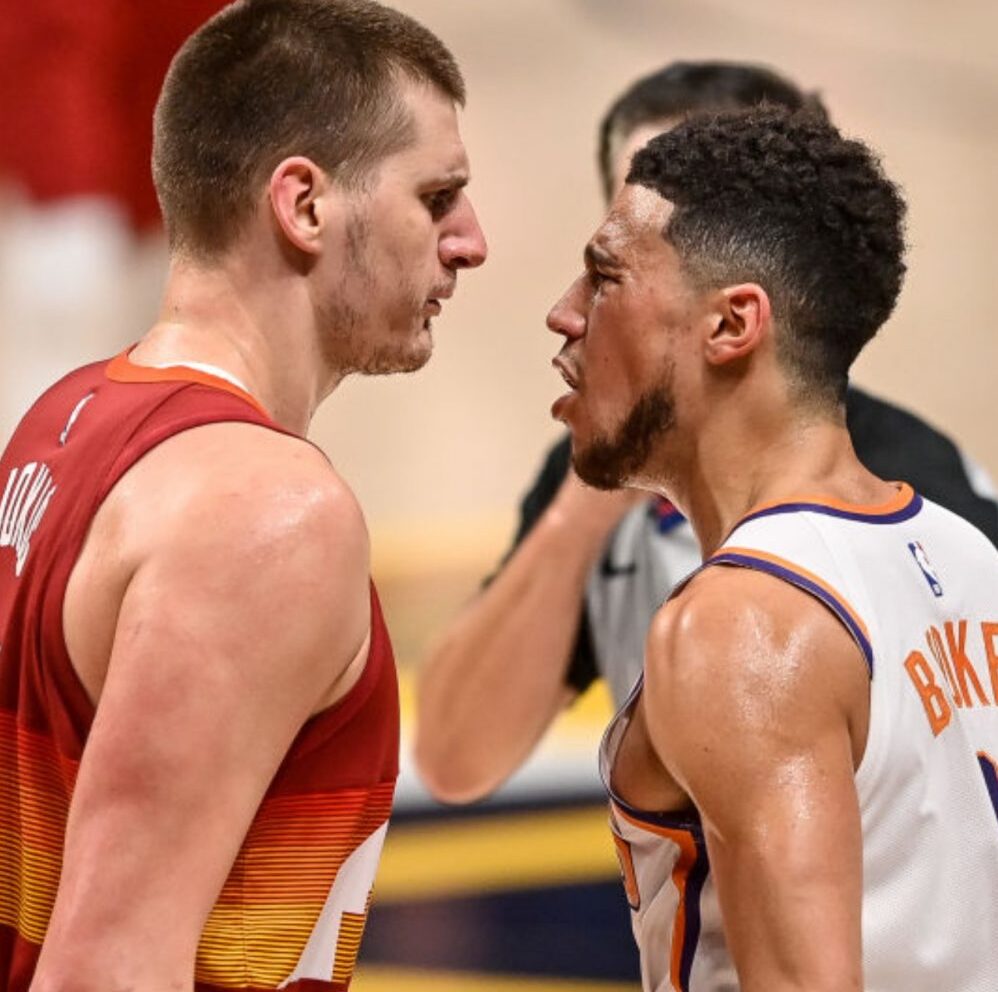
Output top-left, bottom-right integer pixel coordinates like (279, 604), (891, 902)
(906, 621), (998, 735)
(926, 625), (963, 707)
(904, 649), (952, 736)
(0, 463), (57, 577)
(983, 623), (998, 701)
(945, 621), (990, 708)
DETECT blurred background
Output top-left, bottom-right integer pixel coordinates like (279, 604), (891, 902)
(2, 0), (996, 988)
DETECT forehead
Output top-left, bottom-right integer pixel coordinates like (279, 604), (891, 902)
(592, 184), (675, 266)
(387, 78), (470, 179)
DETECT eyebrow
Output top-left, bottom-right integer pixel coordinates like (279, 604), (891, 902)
(434, 169), (470, 190)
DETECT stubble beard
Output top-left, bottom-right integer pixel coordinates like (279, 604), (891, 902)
(572, 378), (676, 491)
(319, 207), (430, 377)
(356, 319), (431, 375)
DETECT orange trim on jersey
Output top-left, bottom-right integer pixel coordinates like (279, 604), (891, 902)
(106, 349), (270, 419)
(613, 802), (700, 992)
(716, 546), (872, 645)
(1, 707), (392, 987)
(738, 482), (914, 523)
(0, 712), (80, 943)
(611, 830), (641, 910)
(197, 782), (394, 988)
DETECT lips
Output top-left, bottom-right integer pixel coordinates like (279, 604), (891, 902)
(424, 282), (455, 319)
(550, 354), (582, 423)
(552, 355), (580, 389)
(428, 282), (455, 305)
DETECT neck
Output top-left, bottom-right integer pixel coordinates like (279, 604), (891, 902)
(646, 395), (894, 557)
(133, 249), (342, 435)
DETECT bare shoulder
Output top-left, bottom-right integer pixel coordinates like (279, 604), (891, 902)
(120, 421), (370, 639)
(650, 563), (865, 672)
(68, 421), (370, 706)
(48, 423), (379, 973)
(111, 420), (367, 566)
(645, 564), (869, 748)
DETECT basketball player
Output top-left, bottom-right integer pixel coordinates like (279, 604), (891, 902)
(0, 1), (485, 989)
(550, 107), (998, 990)
(415, 62), (998, 803)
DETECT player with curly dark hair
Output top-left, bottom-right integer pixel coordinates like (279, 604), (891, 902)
(547, 107), (998, 991)
(415, 64), (997, 816)
(629, 109), (906, 404)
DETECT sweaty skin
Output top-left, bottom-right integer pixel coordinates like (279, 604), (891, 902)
(41, 423), (371, 987)
(545, 174), (896, 989)
(28, 73), (486, 992)
(631, 565), (870, 991)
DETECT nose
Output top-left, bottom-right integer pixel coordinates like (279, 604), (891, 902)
(546, 277), (587, 340)
(440, 194), (487, 270)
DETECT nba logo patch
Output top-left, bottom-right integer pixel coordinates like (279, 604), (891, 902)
(908, 541), (943, 597)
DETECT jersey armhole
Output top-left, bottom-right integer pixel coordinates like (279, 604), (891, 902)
(706, 547), (874, 676)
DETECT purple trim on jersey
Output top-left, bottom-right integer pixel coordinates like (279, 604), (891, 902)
(599, 674), (705, 836)
(679, 834), (710, 992)
(978, 755), (998, 826)
(708, 552), (875, 675)
(738, 491), (923, 528)
(608, 797), (710, 992)
(611, 794), (704, 836)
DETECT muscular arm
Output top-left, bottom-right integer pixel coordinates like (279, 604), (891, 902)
(643, 568), (870, 991)
(32, 424), (370, 992)
(415, 441), (641, 803)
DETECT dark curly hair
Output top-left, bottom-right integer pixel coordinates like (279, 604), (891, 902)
(627, 108), (907, 403)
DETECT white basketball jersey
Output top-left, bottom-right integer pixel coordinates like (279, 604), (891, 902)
(601, 484), (998, 992)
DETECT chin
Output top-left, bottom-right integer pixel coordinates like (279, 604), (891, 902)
(397, 347), (432, 373)
(571, 440), (630, 491)
(575, 383), (675, 489)
(403, 328), (434, 370)
(369, 351), (431, 376)
(356, 328), (432, 376)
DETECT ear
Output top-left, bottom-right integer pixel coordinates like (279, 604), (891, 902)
(704, 283), (771, 366)
(268, 156), (332, 256)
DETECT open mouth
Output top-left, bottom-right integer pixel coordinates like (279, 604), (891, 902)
(552, 356), (579, 390)
(550, 355), (582, 423)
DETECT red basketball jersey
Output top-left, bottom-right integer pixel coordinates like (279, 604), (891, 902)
(0, 354), (399, 990)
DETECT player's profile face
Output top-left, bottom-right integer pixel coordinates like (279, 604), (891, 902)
(317, 79), (487, 378)
(547, 185), (705, 489)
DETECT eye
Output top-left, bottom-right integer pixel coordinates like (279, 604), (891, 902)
(589, 268), (617, 292)
(424, 188), (459, 220)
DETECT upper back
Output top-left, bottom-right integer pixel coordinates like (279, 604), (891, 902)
(0, 355), (281, 742)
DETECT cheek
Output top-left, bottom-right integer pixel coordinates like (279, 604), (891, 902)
(380, 207), (436, 269)
(587, 320), (654, 395)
